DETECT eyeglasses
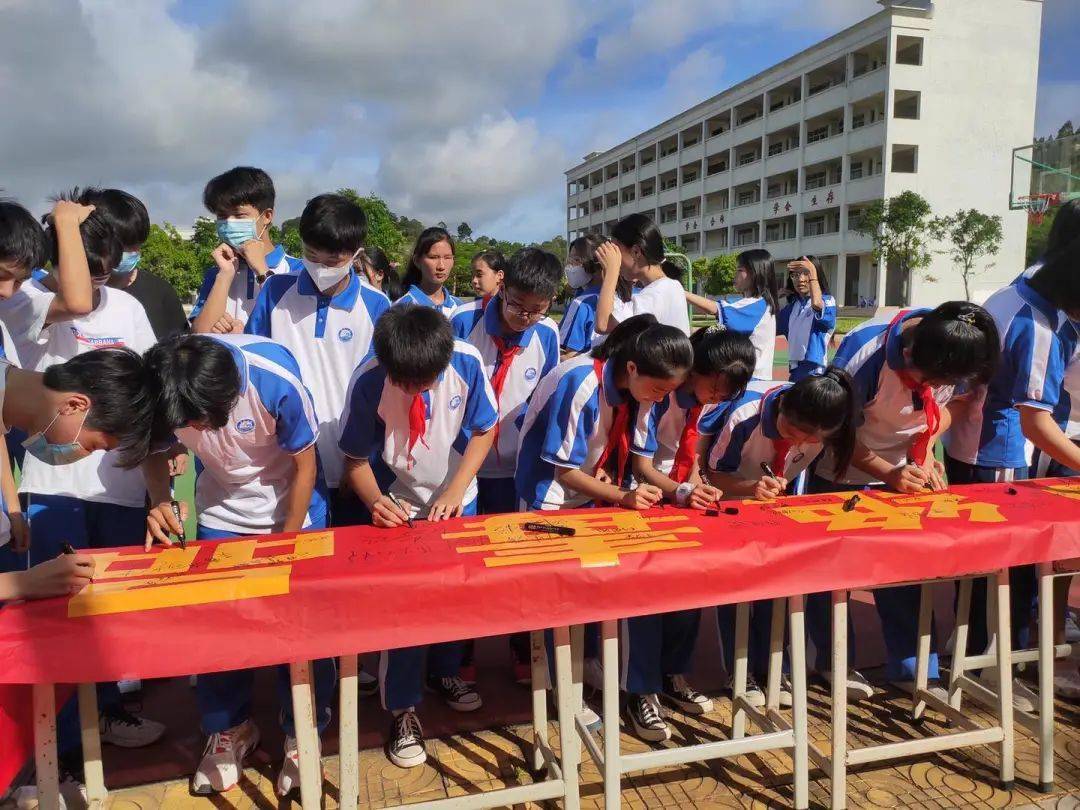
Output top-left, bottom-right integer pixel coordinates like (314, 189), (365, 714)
(503, 297), (550, 320)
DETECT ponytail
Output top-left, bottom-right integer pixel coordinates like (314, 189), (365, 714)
(592, 313), (693, 379)
(689, 327), (755, 399)
(909, 301), (1000, 385)
(736, 248), (779, 315)
(779, 366), (857, 478)
(570, 233), (632, 301)
(402, 226), (455, 291)
(660, 257), (686, 281)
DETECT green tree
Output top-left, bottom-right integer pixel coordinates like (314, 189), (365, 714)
(1026, 206), (1058, 265)
(335, 189), (407, 263)
(140, 224), (203, 299)
(692, 253), (738, 296)
(931, 209), (1003, 301)
(852, 191), (935, 306)
(537, 235), (568, 263)
(457, 221), (473, 242)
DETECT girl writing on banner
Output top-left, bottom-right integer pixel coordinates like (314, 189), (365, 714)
(813, 301), (1000, 701)
(703, 369), (857, 708)
(617, 328), (755, 742)
(777, 255), (837, 381)
(685, 249), (780, 380)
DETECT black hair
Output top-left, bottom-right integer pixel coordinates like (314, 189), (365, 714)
(1046, 199), (1080, 256)
(1033, 234), (1080, 313)
(402, 227), (455, 291)
(71, 187), (150, 249)
(782, 254), (830, 299)
(504, 247), (562, 300)
(591, 313), (693, 379)
(373, 304), (454, 386)
(202, 166), (275, 216)
(361, 245), (402, 300)
(660, 257), (686, 281)
(143, 334), (242, 434)
(299, 193), (367, 255)
(689, 327), (755, 398)
(0, 199), (49, 276)
(611, 213), (664, 265)
(46, 190), (121, 279)
(568, 233), (631, 301)
(779, 367), (857, 478)
(473, 249), (508, 278)
(907, 301), (1000, 386)
(737, 248), (780, 315)
(42, 347), (156, 469)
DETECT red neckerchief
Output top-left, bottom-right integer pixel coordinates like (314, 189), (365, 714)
(407, 392), (429, 470)
(592, 359), (631, 484)
(489, 333), (523, 464)
(886, 310), (939, 467)
(669, 403), (703, 484)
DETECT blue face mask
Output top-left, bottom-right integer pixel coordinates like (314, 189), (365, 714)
(216, 218), (260, 249)
(114, 251), (141, 276)
(22, 409), (91, 466)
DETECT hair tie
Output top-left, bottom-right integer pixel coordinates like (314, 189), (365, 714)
(957, 311), (977, 326)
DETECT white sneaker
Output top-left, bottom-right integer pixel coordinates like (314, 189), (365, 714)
(425, 675), (482, 712)
(1065, 611), (1080, 644)
(117, 679), (142, 695)
(662, 674), (713, 714)
(628, 694), (671, 742)
(727, 673), (766, 709)
(190, 719), (260, 795)
(821, 669), (875, 702)
(777, 676), (794, 709)
(583, 657), (605, 692)
(890, 678), (950, 704)
(388, 710), (426, 768)
(13, 767), (89, 809)
(275, 735), (323, 798)
(358, 668), (379, 697)
(99, 708), (165, 748)
(1054, 666), (1080, 699)
(978, 672), (1038, 713)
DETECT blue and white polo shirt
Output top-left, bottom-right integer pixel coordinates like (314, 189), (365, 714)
(174, 334), (328, 534)
(820, 309), (957, 485)
(559, 284), (602, 354)
(704, 380), (821, 482)
(450, 295), (559, 479)
(189, 244), (302, 328)
(631, 386), (702, 475)
(394, 284), (462, 317)
(777, 293), (837, 381)
(718, 296), (776, 380)
(943, 273), (1075, 469)
(245, 268), (390, 489)
(338, 340), (498, 517)
(515, 354), (652, 510)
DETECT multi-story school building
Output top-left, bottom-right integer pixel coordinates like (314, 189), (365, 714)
(564, 0), (1042, 307)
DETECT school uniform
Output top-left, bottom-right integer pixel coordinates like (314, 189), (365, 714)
(0, 279), (56, 468)
(703, 381), (837, 675)
(450, 294), (559, 513)
(813, 310), (953, 681)
(1032, 319), (1080, 479)
(0, 358), (13, 552)
(176, 334), (334, 736)
(339, 339), (498, 711)
(619, 386), (712, 696)
(942, 271), (1075, 652)
(245, 267), (390, 525)
(189, 245), (301, 329)
(393, 284), (462, 318)
(560, 284), (602, 354)
(516, 354), (647, 510)
(777, 293), (837, 381)
(621, 276), (690, 335)
(717, 296), (776, 380)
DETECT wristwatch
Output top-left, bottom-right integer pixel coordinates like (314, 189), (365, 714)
(674, 482), (695, 507)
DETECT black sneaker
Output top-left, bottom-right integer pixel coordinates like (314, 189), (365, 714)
(662, 674), (714, 714)
(627, 693), (671, 742)
(425, 675), (482, 712)
(727, 673), (766, 708)
(388, 710), (426, 768)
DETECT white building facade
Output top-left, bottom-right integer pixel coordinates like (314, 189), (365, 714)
(564, 0), (1042, 307)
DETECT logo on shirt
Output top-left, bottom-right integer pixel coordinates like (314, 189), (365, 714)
(449, 395), (463, 410)
(338, 327), (354, 342)
(70, 327), (125, 348)
(235, 418), (256, 434)
(524, 367), (538, 381)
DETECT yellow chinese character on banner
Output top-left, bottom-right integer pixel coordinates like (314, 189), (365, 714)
(68, 531), (335, 617)
(1043, 482), (1080, 502)
(444, 512), (702, 568)
(770, 492), (1005, 532)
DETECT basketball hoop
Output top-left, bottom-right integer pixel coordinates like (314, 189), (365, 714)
(1019, 193), (1061, 225)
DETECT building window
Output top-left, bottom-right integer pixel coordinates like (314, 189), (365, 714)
(896, 35), (924, 66)
(707, 157), (729, 175)
(738, 151), (758, 166)
(736, 189), (758, 206)
(850, 163), (864, 180)
(807, 126), (830, 144)
(892, 144), (918, 173)
(893, 90), (920, 120)
(804, 217), (826, 237)
(805, 170), (827, 190)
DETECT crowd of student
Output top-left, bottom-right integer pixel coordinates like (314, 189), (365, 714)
(1, 165), (1079, 806)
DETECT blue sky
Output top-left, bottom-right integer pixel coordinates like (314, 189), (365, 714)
(0, 0), (1074, 243)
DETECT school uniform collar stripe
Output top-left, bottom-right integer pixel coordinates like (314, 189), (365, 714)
(601, 358), (624, 407)
(760, 385), (789, 440)
(884, 308), (930, 372)
(214, 337), (249, 395)
(264, 244), (286, 269)
(674, 385), (699, 410)
(1015, 276), (1060, 327)
(295, 267), (362, 310)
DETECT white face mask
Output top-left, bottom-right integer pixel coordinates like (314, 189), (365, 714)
(565, 263), (591, 290)
(303, 252), (357, 292)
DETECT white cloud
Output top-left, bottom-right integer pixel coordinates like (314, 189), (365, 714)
(660, 47), (727, 118)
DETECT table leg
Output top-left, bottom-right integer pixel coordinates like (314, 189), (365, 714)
(77, 683), (107, 806)
(530, 631), (550, 774)
(913, 583), (933, 721)
(602, 619), (621, 810)
(732, 602), (750, 740)
(995, 570), (1015, 790)
(288, 661), (323, 809)
(830, 591), (848, 810)
(32, 684), (60, 810)
(1037, 564), (1054, 792)
(554, 626), (581, 810)
(789, 595), (809, 810)
(949, 578), (973, 711)
(338, 656), (359, 810)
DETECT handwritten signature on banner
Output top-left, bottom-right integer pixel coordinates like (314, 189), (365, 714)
(445, 511), (703, 568)
(67, 532), (335, 618)
(766, 491), (1007, 531)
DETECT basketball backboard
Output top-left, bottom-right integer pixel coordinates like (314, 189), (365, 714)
(1011, 133), (1080, 222)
